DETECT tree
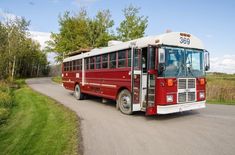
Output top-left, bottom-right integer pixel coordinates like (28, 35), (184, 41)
(47, 8), (115, 62)
(0, 16), (49, 80)
(88, 10), (115, 47)
(117, 4), (148, 41)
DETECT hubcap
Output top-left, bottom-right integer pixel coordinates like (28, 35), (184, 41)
(121, 95), (131, 109)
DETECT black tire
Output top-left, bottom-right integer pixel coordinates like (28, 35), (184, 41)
(117, 89), (132, 115)
(74, 84), (84, 100)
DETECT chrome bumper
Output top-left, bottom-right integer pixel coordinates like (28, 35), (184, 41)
(157, 101), (206, 114)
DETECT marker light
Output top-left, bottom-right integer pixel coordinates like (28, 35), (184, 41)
(200, 78), (205, 85)
(167, 79), (174, 87)
(200, 92), (205, 99)
(166, 95), (173, 103)
(180, 33), (191, 37)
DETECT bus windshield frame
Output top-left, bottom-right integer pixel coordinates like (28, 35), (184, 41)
(159, 46), (205, 78)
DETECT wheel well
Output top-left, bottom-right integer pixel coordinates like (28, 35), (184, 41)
(116, 87), (130, 100)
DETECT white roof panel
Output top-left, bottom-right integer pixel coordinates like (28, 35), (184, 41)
(63, 32), (204, 62)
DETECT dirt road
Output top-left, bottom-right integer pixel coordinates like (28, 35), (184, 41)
(26, 78), (235, 155)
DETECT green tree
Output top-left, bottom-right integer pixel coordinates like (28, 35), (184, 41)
(0, 16), (49, 80)
(117, 4), (148, 41)
(88, 10), (115, 47)
(47, 8), (115, 62)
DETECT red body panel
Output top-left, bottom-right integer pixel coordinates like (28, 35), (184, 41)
(63, 67), (132, 100)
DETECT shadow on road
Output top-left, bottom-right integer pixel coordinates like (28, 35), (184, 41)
(68, 92), (201, 121)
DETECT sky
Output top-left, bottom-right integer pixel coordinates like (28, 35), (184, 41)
(0, 0), (235, 73)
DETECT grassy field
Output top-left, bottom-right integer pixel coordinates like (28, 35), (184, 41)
(0, 83), (81, 155)
(52, 76), (62, 84)
(206, 73), (235, 104)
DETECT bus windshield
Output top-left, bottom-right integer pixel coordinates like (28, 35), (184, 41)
(161, 47), (205, 77)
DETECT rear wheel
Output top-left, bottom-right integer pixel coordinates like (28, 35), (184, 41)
(74, 84), (84, 100)
(117, 89), (132, 115)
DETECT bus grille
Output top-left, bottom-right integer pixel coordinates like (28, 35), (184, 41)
(178, 78), (196, 103)
(178, 92), (186, 102)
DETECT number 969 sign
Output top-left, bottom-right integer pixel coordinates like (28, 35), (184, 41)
(179, 37), (190, 45)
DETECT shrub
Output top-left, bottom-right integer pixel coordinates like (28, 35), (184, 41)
(0, 81), (10, 93)
(0, 91), (13, 108)
(0, 108), (9, 124)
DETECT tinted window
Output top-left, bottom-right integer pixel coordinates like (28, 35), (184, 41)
(118, 50), (126, 68)
(73, 61), (76, 70)
(96, 56), (101, 69)
(90, 57), (95, 70)
(85, 58), (89, 70)
(102, 54), (108, 69)
(109, 52), (116, 68)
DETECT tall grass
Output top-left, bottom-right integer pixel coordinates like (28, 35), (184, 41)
(206, 74), (235, 104)
(0, 81), (14, 124)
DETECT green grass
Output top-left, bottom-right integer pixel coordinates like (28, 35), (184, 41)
(0, 86), (81, 155)
(206, 73), (235, 105)
(52, 76), (62, 84)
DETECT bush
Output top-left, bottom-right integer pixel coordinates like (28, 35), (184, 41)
(0, 108), (10, 124)
(0, 81), (10, 93)
(0, 91), (13, 108)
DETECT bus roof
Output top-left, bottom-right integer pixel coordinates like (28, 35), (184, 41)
(63, 32), (204, 62)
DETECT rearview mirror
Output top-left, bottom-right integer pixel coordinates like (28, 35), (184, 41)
(204, 50), (210, 71)
(158, 48), (165, 63)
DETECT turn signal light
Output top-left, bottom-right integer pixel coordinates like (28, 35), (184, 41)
(167, 79), (174, 87)
(200, 79), (205, 85)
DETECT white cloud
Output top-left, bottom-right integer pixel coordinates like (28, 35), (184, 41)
(29, 31), (51, 49)
(210, 55), (235, 74)
(29, 31), (57, 64)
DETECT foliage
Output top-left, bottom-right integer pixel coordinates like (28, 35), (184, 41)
(0, 81), (13, 124)
(47, 9), (115, 62)
(47, 6), (148, 62)
(0, 108), (9, 124)
(206, 73), (235, 104)
(117, 4), (148, 41)
(0, 91), (13, 108)
(0, 85), (80, 155)
(0, 16), (49, 80)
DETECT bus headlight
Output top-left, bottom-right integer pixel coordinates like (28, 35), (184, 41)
(199, 92), (205, 99)
(166, 95), (173, 103)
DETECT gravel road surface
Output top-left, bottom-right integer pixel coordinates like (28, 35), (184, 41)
(26, 78), (235, 155)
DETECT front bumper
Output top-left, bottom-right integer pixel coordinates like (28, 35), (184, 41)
(157, 101), (206, 114)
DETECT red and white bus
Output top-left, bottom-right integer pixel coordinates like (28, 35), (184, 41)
(62, 32), (210, 115)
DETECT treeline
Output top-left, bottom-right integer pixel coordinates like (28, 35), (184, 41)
(47, 5), (148, 62)
(0, 17), (49, 80)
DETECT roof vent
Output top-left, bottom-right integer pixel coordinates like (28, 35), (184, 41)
(108, 40), (123, 47)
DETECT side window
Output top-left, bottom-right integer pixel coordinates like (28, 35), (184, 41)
(109, 52), (116, 68)
(85, 58), (89, 70)
(73, 60), (76, 71)
(128, 49), (131, 67)
(96, 56), (101, 69)
(118, 50), (126, 68)
(79, 59), (82, 70)
(90, 57), (95, 70)
(69, 61), (73, 71)
(102, 54), (108, 69)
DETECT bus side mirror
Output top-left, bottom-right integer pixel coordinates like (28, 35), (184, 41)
(158, 48), (166, 74)
(158, 48), (165, 63)
(204, 51), (210, 71)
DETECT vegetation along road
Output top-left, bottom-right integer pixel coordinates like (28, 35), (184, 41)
(0, 81), (80, 155)
(27, 77), (235, 155)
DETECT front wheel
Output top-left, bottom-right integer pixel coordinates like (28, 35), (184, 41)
(74, 84), (84, 100)
(117, 89), (132, 115)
